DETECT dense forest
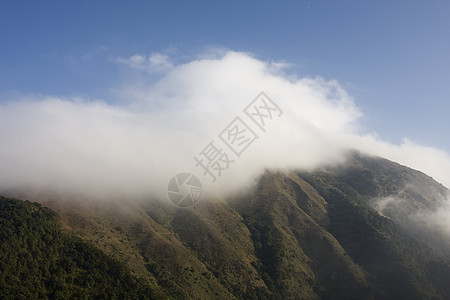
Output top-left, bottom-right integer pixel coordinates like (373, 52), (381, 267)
(0, 196), (162, 299)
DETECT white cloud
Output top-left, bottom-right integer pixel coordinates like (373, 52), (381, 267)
(371, 192), (450, 239)
(116, 52), (173, 73)
(1, 50), (450, 213)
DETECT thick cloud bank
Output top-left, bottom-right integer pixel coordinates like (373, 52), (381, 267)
(1, 51), (450, 210)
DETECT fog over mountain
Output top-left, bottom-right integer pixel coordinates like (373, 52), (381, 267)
(2, 50), (450, 299)
(3, 154), (450, 299)
(1, 50), (449, 232)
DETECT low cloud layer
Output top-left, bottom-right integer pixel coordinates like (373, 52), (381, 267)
(372, 192), (450, 240)
(1, 50), (450, 211)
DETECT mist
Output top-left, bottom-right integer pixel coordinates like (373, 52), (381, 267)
(372, 191), (450, 241)
(1, 50), (450, 219)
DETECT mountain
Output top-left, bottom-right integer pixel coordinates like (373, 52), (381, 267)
(0, 197), (163, 299)
(1, 152), (450, 299)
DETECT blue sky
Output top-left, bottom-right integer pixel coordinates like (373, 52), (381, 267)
(1, 0), (450, 152)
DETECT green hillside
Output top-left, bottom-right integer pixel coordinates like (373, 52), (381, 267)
(1, 153), (450, 299)
(0, 197), (163, 299)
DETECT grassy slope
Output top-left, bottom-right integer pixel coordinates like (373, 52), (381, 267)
(0, 196), (163, 300)
(2, 153), (450, 299)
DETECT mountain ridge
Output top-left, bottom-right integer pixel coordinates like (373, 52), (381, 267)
(1, 152), (450, 299)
